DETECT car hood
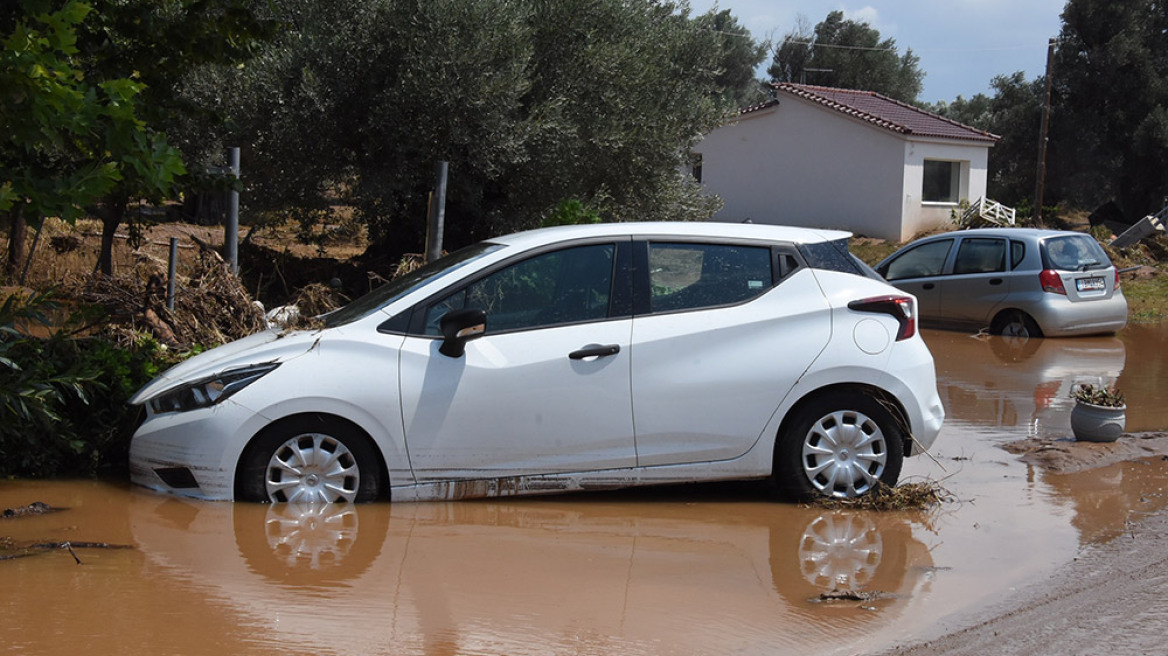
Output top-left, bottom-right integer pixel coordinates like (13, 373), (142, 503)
(129, 328), (324, 405)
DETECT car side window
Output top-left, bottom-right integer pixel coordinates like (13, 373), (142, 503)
(953, 238), (1007, 275)
(1010, 241), (1026, 269)
(883, 239), (953, 281)
(648, 243), (772, 313)
(423, 243), (615, 335)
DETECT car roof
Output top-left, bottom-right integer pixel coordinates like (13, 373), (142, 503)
(487, 221), (853, 249)
(914, 227), (1089, 241)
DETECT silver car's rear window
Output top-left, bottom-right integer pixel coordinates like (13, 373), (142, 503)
(1041, 235), (1111, 272)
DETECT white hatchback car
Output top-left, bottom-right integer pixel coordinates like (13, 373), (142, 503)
(129, 222), (944, 502)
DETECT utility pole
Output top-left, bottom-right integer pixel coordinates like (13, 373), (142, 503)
(225, 147), (241, 275)
(425, 161), (448, 263)
(1034, 39), (1055, 226)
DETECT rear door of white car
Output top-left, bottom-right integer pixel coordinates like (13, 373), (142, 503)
(629, 240), (832, 466)
(398, 241), (637, 481)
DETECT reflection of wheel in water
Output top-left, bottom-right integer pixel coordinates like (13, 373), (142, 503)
(769, 511), (920, 614)
(797, 513), (882, 590)
(264, 504), (360, 571)
(234, 502), (390, 586)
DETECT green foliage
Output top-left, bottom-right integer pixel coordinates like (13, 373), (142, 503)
(769, 10), (923, 103)
(1051, 0), (1168, 217)
(0, 291), (165, 477)
(692, 8), (770, 108)
(540, 199), (602, 228)
(1071, 383), (1125, 408)
(177, 0), (734, 261)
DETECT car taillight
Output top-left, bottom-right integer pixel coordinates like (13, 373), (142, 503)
(1040, 269), (1066, 295)
(847, 295), (916, 341)
(1115, 269), (1122, 290)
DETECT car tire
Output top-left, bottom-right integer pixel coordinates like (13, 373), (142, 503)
(774, 391), (904, 499)
(992, 310), (1042, 339)
(237, 415), (382, 503)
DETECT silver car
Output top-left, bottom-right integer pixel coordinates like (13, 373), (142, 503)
(874, 228), (1127, 337)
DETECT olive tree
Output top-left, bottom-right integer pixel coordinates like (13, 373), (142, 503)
(181, 0), (735, 260)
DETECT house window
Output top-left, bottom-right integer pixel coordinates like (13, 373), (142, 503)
(923, 160), (960, 203)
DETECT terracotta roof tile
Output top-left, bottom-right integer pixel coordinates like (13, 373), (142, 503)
(764, 83), (999, 143)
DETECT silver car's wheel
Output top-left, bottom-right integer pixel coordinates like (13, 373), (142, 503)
(237, 416), (383, 503)
(774, 391), (904, 499)
(266, 433), (361, 503)
(993, 310), (1042, 339)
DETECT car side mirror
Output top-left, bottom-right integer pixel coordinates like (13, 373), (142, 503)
(438, 308), (487, 358)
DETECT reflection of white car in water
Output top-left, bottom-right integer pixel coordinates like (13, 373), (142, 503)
(925, 330), (1125, 437)
(129, 222), (944, 502)
(127, 495), (935, 655)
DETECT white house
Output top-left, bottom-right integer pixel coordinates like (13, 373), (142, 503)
(693, 83), (1000, 241)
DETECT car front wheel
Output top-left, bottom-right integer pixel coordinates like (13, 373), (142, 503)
(774, 391), (905, 499)
(237, 416), (382, 503)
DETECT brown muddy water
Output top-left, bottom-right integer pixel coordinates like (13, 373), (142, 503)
(3, 327), (1168, 656)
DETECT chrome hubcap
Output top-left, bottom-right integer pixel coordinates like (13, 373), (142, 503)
(265, 432), (361, 503)
(801, 409), (887, 498)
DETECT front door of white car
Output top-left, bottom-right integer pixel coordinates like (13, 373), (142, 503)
(398, 242), (637, 482)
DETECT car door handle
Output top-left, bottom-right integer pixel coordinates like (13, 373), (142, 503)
(989, 278), (1004, 285)
(922, 283), (935, 290)
(569, 344), (621, 360)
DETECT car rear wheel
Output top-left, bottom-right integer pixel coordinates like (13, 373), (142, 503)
(774, 391), (904, 499)
(238, 416), (382, 503)
(992, 310), (1042, 339)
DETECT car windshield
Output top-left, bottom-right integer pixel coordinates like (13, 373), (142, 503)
(1043, 235), (1110, 272)
(322, 242), (503, 328)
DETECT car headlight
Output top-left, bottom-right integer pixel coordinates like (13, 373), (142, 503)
(148, 363), (280, 414)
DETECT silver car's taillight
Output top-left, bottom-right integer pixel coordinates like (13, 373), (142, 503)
(1040, 269), (1067, 294)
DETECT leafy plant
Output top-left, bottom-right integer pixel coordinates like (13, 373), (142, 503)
(0, 290), (166, 477)
(1071, 383), (1126, 408)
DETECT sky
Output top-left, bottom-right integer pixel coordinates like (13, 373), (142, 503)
(686, 0), (1068, 103)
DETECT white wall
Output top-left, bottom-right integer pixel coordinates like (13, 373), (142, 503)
(901, 139), (991, 239)
(695, 94), (993, 242)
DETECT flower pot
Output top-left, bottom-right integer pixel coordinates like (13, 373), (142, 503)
(1070, 401), (1126, 442)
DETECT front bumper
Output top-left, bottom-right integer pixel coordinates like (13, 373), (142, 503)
(129, 400), (266, 501)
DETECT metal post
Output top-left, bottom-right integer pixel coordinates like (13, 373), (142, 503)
(225, 147), (241, 275)
(166, 237), (178, 311)
(1034, 39), (1055, 226)
(425, 161), (448, 263)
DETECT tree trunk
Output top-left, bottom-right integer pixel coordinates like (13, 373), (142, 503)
(97, 194), (129, 276)
(5, 206), (26, 282)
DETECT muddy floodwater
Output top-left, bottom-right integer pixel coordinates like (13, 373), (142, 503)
(3, 327), (1168, 655)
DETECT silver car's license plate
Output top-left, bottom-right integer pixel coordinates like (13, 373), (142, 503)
(1076, 277), (1106, 292)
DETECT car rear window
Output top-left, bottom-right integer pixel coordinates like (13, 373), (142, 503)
(800, 238), (867, 277)
(1042, 235), (1110, 271)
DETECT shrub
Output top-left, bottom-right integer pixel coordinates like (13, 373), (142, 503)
(0, 290), (166, 477)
